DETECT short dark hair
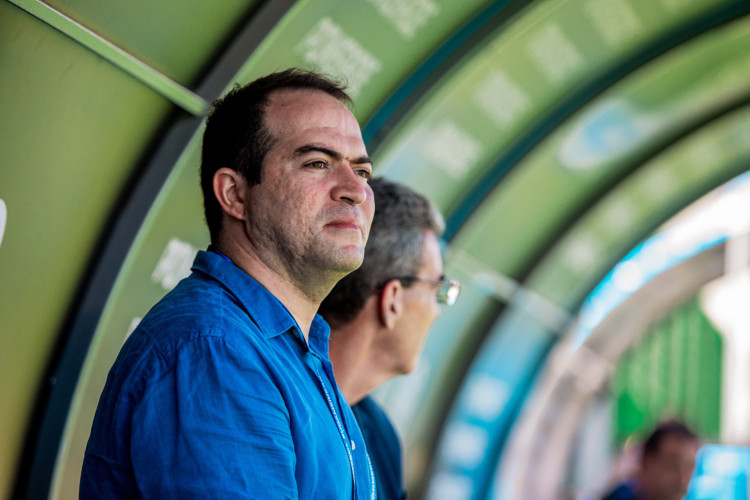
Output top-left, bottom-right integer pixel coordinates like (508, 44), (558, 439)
(200, 68), (353, 242)
(319, 177), (444, 328)
(642, 420), (698, 460)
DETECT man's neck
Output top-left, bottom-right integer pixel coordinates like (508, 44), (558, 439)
(215, 237), (324, 340)
(329, 317), (395, 404)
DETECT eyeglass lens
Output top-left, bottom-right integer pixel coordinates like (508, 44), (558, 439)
(437, 281), (460, 306)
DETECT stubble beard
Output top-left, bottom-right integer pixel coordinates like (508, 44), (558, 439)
(257, 225), (365, 301)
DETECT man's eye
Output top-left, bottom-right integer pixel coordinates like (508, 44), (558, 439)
(307, 160), (327, 169)
(354, 168), (371, 180)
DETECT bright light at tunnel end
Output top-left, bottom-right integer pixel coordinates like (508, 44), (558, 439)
(571, 171), (750, 350)
(0, 199), (6, 248)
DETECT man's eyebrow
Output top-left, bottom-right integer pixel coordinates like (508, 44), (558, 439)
(295, 145), (372, 165)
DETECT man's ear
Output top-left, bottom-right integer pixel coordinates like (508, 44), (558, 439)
(213, 167), (247, 221)
(378, 279), (404, 330)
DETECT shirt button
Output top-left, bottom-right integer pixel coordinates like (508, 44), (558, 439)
(351, 440), (356, 450)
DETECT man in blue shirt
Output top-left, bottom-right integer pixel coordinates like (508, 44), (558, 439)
(601, 420), (698, 500)
(319, 178), (461, 499)
(81, 69), (377, 499)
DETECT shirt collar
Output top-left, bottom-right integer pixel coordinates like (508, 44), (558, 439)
(192, 249), (330, 345)
(308, 314), (332, 356)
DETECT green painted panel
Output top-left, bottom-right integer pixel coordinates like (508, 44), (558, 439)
(694, 310), (722, 436)
(614, 296), (722, 444)
(0, 4), (172, 499)
(525, 104), (750, 309)
(373, 0), (736, 213)
(671, 313), (688, 412)
(227, 0), (491, 119)
(45, 0), (261, 85)
(49, 134), (208, 499)
(454, 14), (750, 279)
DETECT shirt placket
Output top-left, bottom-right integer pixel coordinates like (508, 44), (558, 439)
(316, 355), (376, 500)
(294, 325), (375, 500)
(309, 352), (359, 499)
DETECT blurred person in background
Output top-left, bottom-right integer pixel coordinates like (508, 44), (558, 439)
(601, 420), (699, 500)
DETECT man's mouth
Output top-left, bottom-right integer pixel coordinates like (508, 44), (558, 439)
(325, 217), (361, 231)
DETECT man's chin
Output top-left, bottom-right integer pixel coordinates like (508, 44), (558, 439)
(333, 246), (365, 271)
(335, 255), (365, 274)
(311, 244), (365, 278)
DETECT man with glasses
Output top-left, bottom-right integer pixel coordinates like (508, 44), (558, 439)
(319, 177), (460, 500)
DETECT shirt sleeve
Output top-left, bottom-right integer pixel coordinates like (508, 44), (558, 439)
(129, 335), (297, 499)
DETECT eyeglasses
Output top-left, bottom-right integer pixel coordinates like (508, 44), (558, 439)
(395, 276), (462, 306)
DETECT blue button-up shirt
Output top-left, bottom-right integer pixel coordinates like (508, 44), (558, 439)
(81, 250), (376, 499)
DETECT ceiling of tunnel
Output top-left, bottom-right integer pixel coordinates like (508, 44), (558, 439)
(2, 0), (749, 499)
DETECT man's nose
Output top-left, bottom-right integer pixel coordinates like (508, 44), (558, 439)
(332, 163), (368, 205)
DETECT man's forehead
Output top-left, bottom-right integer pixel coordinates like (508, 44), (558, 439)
(266, 88), (348, 112)
(420, 231), (444, 275)
(266, 89), (360, 132)
(656, 435), (699, 456)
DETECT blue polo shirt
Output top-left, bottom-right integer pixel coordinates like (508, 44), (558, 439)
(351, 397), (406, 500)
(81, 250), (376, 499)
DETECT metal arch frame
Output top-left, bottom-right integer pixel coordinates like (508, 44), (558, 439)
(533, 95), (750, 315)
(488, 129), (750, 500)
(362, 0), (536, 151)
(10, 0), (750, 497)
(359, 4), (750, 498)
(6, 0), (207, 115)
(413, 15), (750, 487)
(426, 95), (750, 500)
(12, 1), (298, 498)
(443, 0), (750, 241)
(501, 241), (728, 499)
(517, 87), (750, 307)
(9, 0), (536, 496)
